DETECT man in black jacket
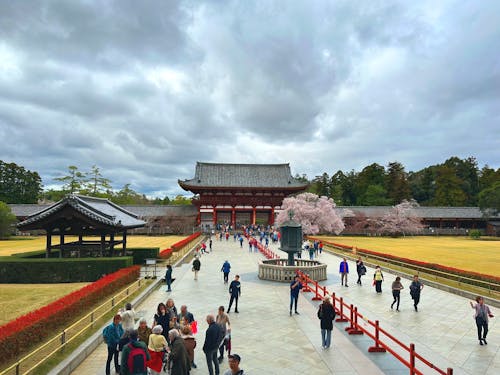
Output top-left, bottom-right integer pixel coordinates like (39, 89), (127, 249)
(203, 314), (220, 375)
(228, 275), (241, 313)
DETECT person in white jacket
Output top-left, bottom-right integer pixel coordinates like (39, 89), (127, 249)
(120, 302), (136, 331)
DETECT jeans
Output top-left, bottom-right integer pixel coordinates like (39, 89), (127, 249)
(341, 273), (348, 285)
(391, 290), (400, 310)
(476, 317), (488, 340)
(375, 280), (382, 293)
(290, 295), (298, 312)
(321, 329), (332, 348)
(166, 278), (172, 291)
(105, 344), (119, 375)
(205, 348), (220, 375)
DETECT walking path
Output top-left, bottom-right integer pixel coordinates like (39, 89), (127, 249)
(70, 237), (498, 375)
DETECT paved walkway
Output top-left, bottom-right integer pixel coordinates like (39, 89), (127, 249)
(71, 237), (498, 375)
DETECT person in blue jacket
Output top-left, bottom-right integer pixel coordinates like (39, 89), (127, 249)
(290, 275), (303, 316)
(339, 258), (349, 287)
(221, 260), (231, 284)
(103, 314), (124, 375)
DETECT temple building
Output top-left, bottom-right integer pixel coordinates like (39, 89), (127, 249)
(178, 162), (308, 228)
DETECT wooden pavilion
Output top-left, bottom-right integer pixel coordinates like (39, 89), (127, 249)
(17, 194), (146, 258)
(178, 162), (308, 227)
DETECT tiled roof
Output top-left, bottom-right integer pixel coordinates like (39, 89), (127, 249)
(337, 206), (498, 219)
(179, 162), (308, 189)
(17, 195), (146, 229)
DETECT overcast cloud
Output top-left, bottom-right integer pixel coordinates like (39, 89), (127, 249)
(0, 0), (499, 197)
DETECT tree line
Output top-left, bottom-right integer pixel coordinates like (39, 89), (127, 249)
(297, 156), (500, 212)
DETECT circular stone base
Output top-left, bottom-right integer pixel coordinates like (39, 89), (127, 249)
(258, 258), (327, 282)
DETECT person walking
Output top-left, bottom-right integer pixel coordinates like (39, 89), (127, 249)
(168, 329), (191, 375)
(221, 260), (231, 284)
(209, 238), (213, 251)
(356, 257), (366, 285)
(339, 258), (349, 287)
(228, 275), (241, 313)
(103, 314), (124, 375)
(216, 306), (231, 363)
(192, 256), (201, 281)
(373, 266), (384, 293)
(290, 275), (303, 316)
(181, 324), (198, 369)
(470, 296), (494, 345)
(121, 329), (150, 375)
(165, 264), (173, 292)
(317, 295), (336, 349)
(391, 276), (404, 311)
(239, 235), (244, 248)
(409, 275), (424, 311)
(203, 315), (220, 375)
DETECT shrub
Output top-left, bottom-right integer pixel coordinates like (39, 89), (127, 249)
(469, 230), (481, 240)
(159, 232), (201, 259)
(126, 247), (159, 264)
(0, 266), (140, 363)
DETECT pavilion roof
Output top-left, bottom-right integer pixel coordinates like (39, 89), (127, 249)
(179, 162), (308, 191)
(17, 194), (146, 230)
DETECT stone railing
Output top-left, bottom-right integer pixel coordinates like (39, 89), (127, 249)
(258, 258), (327, 282)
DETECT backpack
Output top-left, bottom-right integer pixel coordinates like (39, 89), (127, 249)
(127, 343), (147, 374)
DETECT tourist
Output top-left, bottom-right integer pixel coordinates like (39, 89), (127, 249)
(409, 275), (424, 311)
(317, 295), (336, 349)
(203, 314), (220, 375)
(373, 266), (384, 293)
(319, 241), (323, 255)
(228, 275), (241, 313)
(165, 264), (173, 292)
(178, 305), (195, 327)
(209, 238), (213, 251)
(192, 256), (201, 280)
(391, 276), (404, 311)
(103, 314), (123, 375)
(308, 245), (315, 260)
(223, 354), (244, 375)
(356, 257), (366, 285)
(137, 318), (152, 345)
(470, 296), (494, 345)
(121, 329), (150, 375)
(120, 302), (136, 331)
(147, 325), (168, 375)
(166, 298), (179, 328)
(153, 303), (170, 341)
(339, 258), (349, 287)
(216, 306), (231, 363)
(181, 324), (197, 369)
(290, 275), (303, 316)
(221, 260), (231, 284)
(239, 235), (244, 248)
(168, 329), (191, 375)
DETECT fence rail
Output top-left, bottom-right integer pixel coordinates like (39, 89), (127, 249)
(0, 279), (145, 375)
(297, 270), (453, 375)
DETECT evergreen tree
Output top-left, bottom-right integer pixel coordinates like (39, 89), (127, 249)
(0, 161), (42, 203)
(385, 161), (411, 204)
(433, 166), (467, 206)
(54, 166), (86, 193)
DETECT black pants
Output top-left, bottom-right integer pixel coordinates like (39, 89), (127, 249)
(476, 317), (489, 340)
(375, 280), (382, 293)
(391, 290), (400, 310)
(228, 295), (239, 312)
(223, 272), (229, 284)
(105, 345), (119, 375)
(413, 293), (421, 307)
(357, 272), (362, 284)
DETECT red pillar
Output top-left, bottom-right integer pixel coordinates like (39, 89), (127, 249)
(231, 207), (236, 228)
(252, 207), (256, 225)
(270, 207), (275, 225)
(212, 207), (217, 226)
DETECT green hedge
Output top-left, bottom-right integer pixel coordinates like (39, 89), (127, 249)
(0, 257), (133, 283)
(125, 247), (160, 265)
(10, 249), (61, 258)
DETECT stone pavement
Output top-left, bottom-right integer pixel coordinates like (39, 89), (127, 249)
(70, 237), (498, 375)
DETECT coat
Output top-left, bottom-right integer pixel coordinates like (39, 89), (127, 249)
(182, 334), (197, 363)
(318, 302), (336, 330)
(170, 336), (191, 375)
(120, 340), (151, 375)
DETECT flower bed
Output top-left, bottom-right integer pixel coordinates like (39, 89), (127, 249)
(309, 237), (500, 285)
(0, 265), (140, 362)
(159, 232), (201, 258)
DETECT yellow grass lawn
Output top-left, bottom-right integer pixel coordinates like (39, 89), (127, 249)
(0, 235), (187, 257)
(0, 283), (89, 325)
(316, 236), (500, 276)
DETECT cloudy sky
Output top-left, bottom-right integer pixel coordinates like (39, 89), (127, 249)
(1, 0), (499, 198)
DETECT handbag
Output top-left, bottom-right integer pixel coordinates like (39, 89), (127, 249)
(190, 320), (198, 334)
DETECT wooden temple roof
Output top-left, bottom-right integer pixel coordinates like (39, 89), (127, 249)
(17, 194), (146, 231)
(178, 162), (308, 192)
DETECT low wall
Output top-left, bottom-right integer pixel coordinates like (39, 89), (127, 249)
(258, 259), (327, 282)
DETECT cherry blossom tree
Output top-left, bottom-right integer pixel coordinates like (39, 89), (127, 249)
(276, 192), (345, 234)
(379, 199), (424, 236)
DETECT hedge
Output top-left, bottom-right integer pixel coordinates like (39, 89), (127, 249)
(125, 247), (159, 265)
(159, 232), (201, 259)
(0, 257), (133, 283)
(10, 249), (60, 258)
(0, 266), (140, 364)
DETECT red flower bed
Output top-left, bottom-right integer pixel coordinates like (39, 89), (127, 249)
(0, 266), (140, 363)
(159, 232), (201, 258)
(309, 237), (500, 285)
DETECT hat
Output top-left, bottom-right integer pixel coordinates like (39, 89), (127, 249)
(228, 354), (241, 362)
